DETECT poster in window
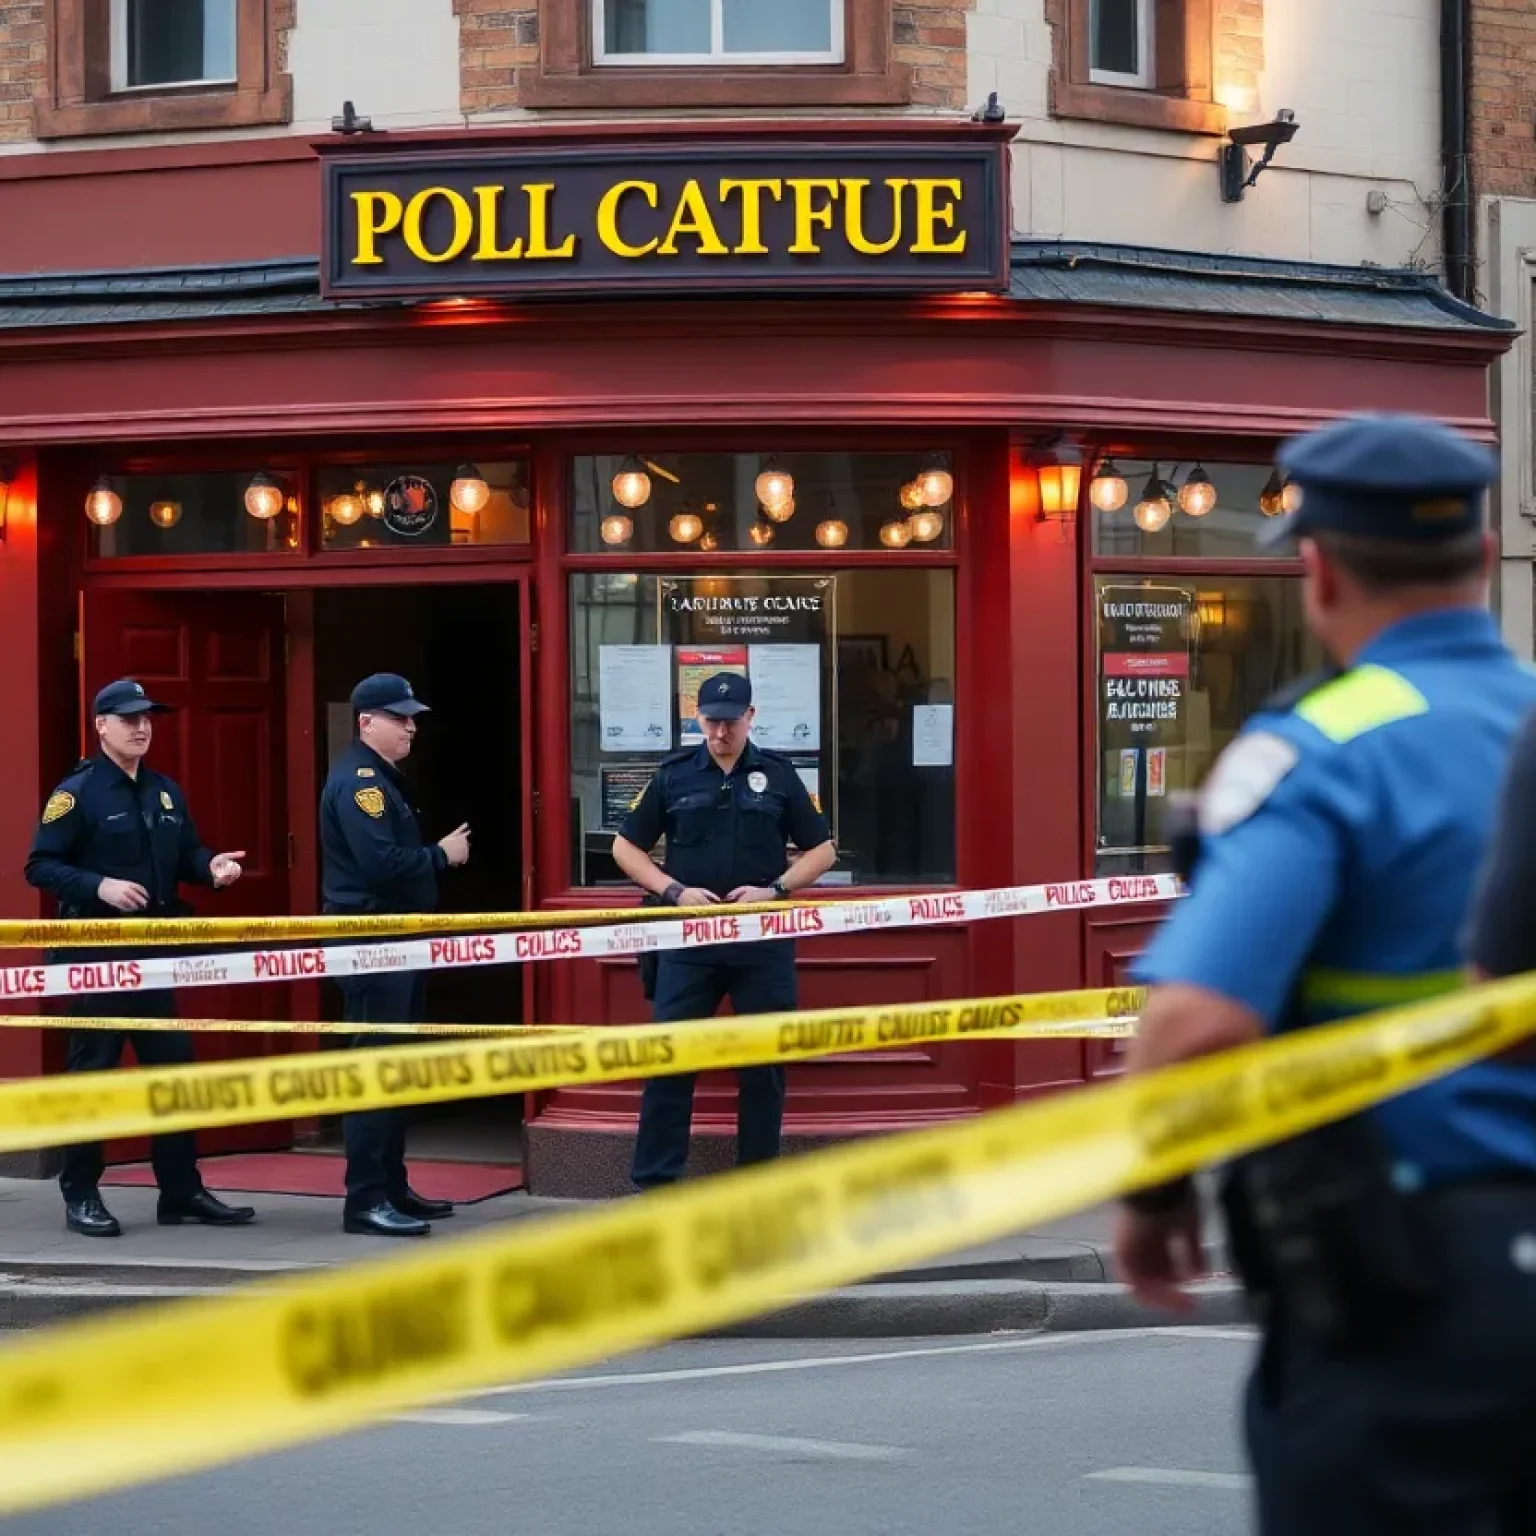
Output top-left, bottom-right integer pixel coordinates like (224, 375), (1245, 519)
(748, 644), (821, 751)
(598, 644), (673, 752)
(600, 764), (657, 830)
(676, 647), (748, 741)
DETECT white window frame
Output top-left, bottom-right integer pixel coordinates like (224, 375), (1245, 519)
(592, 0), (845, 67)
(1088, 0), (1153, 89)
(109, 0), (238, 93)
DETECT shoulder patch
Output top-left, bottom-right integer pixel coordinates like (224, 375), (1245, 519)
(159, 790), (174, 811)
(41, 791), (75, 825)
(354, 787), (386, 819)
(356, 767), (376, 778)
(1198, 731), (1300, 837)
(1294, 664), (1429, 744)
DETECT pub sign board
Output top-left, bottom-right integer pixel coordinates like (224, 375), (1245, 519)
(320, 143), (1010, 301)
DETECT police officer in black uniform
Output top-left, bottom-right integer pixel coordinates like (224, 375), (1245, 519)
(612, 671), (837, 1189)
(25, 678), (257, 1237)
(319, 672), (470, 1237)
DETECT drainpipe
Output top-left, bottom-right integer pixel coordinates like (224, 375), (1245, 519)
(1441, 0), (1472, 301)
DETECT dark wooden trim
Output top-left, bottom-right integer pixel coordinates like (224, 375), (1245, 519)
(518, 0), (909, 111)
(1051, 79), (1226, 135)
(36, 0), (292, 140)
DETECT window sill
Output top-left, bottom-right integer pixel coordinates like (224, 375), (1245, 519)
(35, 81), (291, 140)
(518, 67), (909, 111)
(1051, 78), (1226, 136)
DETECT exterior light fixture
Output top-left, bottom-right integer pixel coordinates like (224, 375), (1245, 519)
(1034, 440), (1084, 520)
(669, 510), (703, 544)
(148, 500), (182, 529)
(1177, 464), (1217, 518)
(450, 464), (491, 515)
(748, 519), (775, 547)
(1219, 109), (1300, 203)
(1090, 458), (1129, 513)
(329, 491), (364, 526)
(243, 472), (284, 521)
(879, 519), (914, 549)
(754, 456), (794, 515)
(914, 453), (954, 507)
(611, 456), (652, 509)
(1258, 469), (1286, 517)
(85, 476), (122, 526)
(815, 519), (849, 548)
(0, 459), (14, 541)
(762, 494), (796, 524)
(600, 513), (633, 546)
(1132, 470), (1173, 533)
(909, 508), (945, 542)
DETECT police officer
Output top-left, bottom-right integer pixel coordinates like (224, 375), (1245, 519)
(612, 671), (837, 1189)
(320, 673), (470, 1237)
(1112, 415), (1536, 1533)
(24, 678), (256, 1237)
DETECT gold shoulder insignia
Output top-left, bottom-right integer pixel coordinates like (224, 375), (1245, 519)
(356, 767), (376, 778)
(354, 788), (386, 819)
(41, 791), (75, 825)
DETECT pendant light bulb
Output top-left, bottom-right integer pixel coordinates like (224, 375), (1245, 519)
(611, 456), (652, 509)
(1178, 465), (1217, 518)
(1090, 459), (1129, 513)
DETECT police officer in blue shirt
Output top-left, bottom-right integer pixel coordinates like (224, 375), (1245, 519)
(1112, 415), (1536, 1533)
(24, 678), (255, 1237)
(612, 671), (837, 1189)
(319, 673), (471, 1237)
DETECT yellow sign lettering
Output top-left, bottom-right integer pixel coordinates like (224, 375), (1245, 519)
(596, 180), (661, 258)
(523, 183), (577, 260)
(910, 178), (967, 255)
(402, 187), (475, 265)
(472, 184), (525, 261)
(350, 190), (404, 266)
(841, 177), (908, 256)
(657, 178), (730, 257)
(718, 177), (784, 255)
(787, 177), (842, 255)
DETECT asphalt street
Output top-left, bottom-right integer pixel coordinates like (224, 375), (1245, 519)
(1, 1325), (1260, 1536)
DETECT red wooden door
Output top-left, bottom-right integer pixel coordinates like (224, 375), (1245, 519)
(80, 589), (294, 1155)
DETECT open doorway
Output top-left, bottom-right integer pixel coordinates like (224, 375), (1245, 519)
(312, 582), (527, 1168)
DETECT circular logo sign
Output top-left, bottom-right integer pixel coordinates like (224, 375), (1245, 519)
(382, 475), (439, 538)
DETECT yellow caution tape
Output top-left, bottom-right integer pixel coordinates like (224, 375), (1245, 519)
(0, 972), (1527, 1515)
(0, 1015), (587, 1038)
(0, 987), (1142, 1153)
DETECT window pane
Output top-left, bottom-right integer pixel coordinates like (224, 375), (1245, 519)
(1092, 574), (1325, 876)
(125, 0), (235, 86)
(603, 0), (711, 55)
(569, 569), (956, 887)
(318, 461), (530, 552)
(1091, 461), (1297, 559)
(722, 0), (834, 54)
(90, 471), (297, 557)
(1090, 0), (1140, 75)
(570, 452), (954, 555)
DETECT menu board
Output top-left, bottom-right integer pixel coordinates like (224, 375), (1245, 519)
(600, 764), (656, 830)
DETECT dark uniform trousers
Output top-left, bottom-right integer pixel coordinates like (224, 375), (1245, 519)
(59, 984), (201, 1204)
(1244, 1185), (1536, 1535)
(339, 970), (425, 1212)
(630, 944), (795, 1189)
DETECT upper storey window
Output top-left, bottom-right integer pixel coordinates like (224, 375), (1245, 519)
(594, 0), (843, 65)
(1089, 0), (1152, 87)
(112, 0), (237, 90)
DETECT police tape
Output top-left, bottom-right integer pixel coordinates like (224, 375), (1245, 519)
(0, 968), (1529, 1515)
(0, 987), (1144, 1154)
(0, 871), (1182, 952)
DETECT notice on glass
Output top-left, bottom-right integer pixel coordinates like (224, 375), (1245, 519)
(1119, 748), (1138, 797)
(748, 644), (821, 751)
(598, 645), (672, 753)
(1147, 747), (1167, 797)
(600, 765), (656, 830)
(678, 646), (748, 740)
(912, 704), (954, 767)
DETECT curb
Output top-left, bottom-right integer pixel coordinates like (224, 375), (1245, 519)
(0, 1273), (1250, 1338)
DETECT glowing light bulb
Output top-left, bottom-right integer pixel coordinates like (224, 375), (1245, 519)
(915, 455), (953, 506)
(243, 472), (284, 521)
(1281, 478), (1303, 514)
(1090, 461), (1128, 513)
(909, 509), (945, 542)
(450, 465), (491, 515)
(1258, 469), (1285, 517)
(698, 529), (719, 552)
(148, 500), (182, 529)
(748, 520), (775, 547)
(669, 511), (703, 543)
(611, 457), (652, 508)
(815, 519), (849, 548)
(600, 513), (633, 546)
(899, 481), (926, 512)
(879, 519), (914, 548)
(329, 493), (363, 526)
(762, 494), (796, 523)
(754, 459), (794, 512)
(1178, 465), (1217, 518)
(1133, 492), (1172, 533)
(84, 478), (122, 526)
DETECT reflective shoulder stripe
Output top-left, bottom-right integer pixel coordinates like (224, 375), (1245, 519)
(1301, 967), (1465, 1012)
(1293, 664), (1429, 744)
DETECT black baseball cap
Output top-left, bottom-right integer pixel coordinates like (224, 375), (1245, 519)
(696, 672), (752, 720)
(350, 673), (431, 716)
(93, 678), (169, 717)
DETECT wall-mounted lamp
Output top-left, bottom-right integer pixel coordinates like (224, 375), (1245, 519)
(1219, 109), (1300, 203)
(1033, 439), (1084, 521)
(0, 460), (14, 542)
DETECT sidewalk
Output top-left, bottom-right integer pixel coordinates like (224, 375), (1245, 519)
(0, 1174), (1246, 1338)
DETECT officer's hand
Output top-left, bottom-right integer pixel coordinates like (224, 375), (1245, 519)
(439, 824), (472, 867)
(97, 877), (150, 913)
(674, 887), (720, 908)
(1112, 1198), (1204, 1315)
(210, 851), (245, 889)
(727, 885), (779, 905)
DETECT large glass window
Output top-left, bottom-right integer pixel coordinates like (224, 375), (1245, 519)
(596, 0), (841, 63)
(113, 0), (236, 89)
(569, 568), (956, 887)
(1092, 460), (1297, 559)
(1089, 0), (1151, 86)
(318, 460), (530, 552)
(88, 470), (297, 558)
(1092, 573), (1324, 875)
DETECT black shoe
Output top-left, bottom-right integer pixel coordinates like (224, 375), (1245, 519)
(157, 1190), (256, 1226)
(393, 1189), (455, 1220)
(343, 1202), (431, 1237)
(65, 1194), (121, 1237)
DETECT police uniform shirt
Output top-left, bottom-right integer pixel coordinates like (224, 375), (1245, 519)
(320, 741), (446, 915)
(25, 755), (216, 917)
(1133, 607), (1536, 1187)
(620, 741), (829, 899)
(1466, 706), (1536, 978)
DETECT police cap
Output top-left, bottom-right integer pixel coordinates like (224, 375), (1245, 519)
(696, 672), (752, 720)
(1258, 412), (1496, 550)
(350, 673), (431, 717)
(93, 678), (169, 717)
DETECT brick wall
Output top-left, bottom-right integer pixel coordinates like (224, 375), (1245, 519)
(1470, 0), (1536, 200)
(1215, 0), (1263, 108)
(456, 0), (538, 116)
(894, 0), (976, 110)
(0, 0), (44, 143)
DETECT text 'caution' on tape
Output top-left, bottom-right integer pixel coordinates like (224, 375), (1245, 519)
(0, 972), (1528, 1516)
(0, 987), (1144, 1153)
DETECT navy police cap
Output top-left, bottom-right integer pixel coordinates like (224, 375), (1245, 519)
(696, 671), (752, 720)
(1258, 412), (1496, 550)
(350, 673), (431, 717)
(93, 678), (169, 717)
